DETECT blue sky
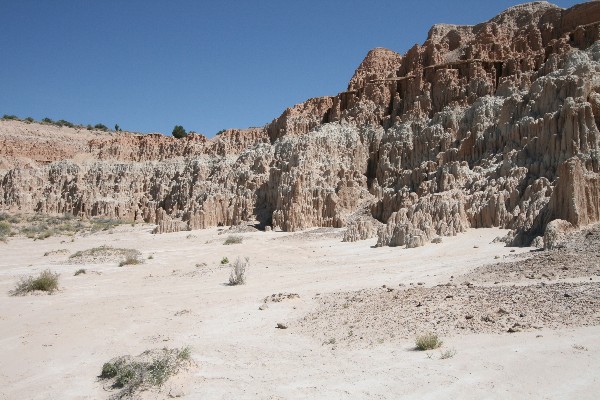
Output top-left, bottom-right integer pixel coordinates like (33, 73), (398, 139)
(0, 0), (581, 137)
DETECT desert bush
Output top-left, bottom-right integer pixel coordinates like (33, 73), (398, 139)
(94, 123), (109, 131)
(172, 125), (187, 139)
(74, 269), (86, 276)
(24, 116), (34, 123)
(228, 257), (249, 286)
(100, 347), (191, 399)
(11, 270), (59, 295)
(119, 255), (142, 267)
(415, 333), (442, 350)
(56, 119), (74, 128)
(2, 114), (18, 120)
(223, 235), (243, 245)
(42, 117), (54, 124)
(220, 257), (229, 264)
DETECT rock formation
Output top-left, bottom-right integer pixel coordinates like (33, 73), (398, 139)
(1, 1), (600, 247)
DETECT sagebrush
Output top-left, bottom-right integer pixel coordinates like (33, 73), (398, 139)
(100, 347), (191, 399)
(415, 333), (442, 350)
(11, 270), (59, 295)
(228, 257), (249, 285)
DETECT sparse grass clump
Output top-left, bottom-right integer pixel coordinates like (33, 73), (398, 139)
(99, 347), (191, 399)
(74, 269), (86, 276)
(228, 257), (249, 286)
(11, 269), (59, 295)
(440, 348), (456, 359)
(415, 333), (443, 351)
(223, 235), (243, 245)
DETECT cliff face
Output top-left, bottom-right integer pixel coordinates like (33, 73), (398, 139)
(1, 1), (600, 246)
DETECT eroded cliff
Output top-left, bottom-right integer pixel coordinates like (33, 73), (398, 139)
(1, 1), (600, 246)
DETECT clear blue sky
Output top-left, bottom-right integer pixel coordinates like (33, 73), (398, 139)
(0, 0), (581, 137)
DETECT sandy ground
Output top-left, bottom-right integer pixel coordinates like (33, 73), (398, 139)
(0, 225), (598, 399)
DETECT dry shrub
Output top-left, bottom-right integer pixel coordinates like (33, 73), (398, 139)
(11, 270), (59, 295)
(229, 257), (249, 286)
(415, 333), (442, 350)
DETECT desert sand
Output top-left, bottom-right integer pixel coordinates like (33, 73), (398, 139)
(1, 224), (598, 399)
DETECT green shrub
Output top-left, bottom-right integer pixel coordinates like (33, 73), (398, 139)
(220, 257), (229, 265)
(24, 117), (34, 123)
(42, 117), (54, 124)
(2, 114), (18, 120)
(415, 333), (442, 351)
(94, 123), (109, 131)
(11, 270), (60, 295)
(57, 119), (75, 128)
(223, 235), (243, 245)
(172, 125), (187, 139)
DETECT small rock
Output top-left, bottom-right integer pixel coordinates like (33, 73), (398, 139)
(564, 293), (572, 298)
(276, 323), (288, 329)
(465, 315), (474, 320)
(473, 245), (479, 249)
(259, 304), (268, 310)
(417, 282), (424, 286)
